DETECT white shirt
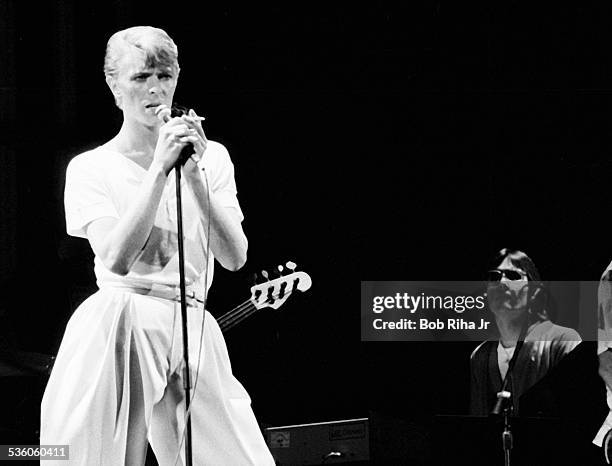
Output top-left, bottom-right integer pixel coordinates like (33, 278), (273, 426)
(64, 141), (243, 292)
(497, 342), (516, 381)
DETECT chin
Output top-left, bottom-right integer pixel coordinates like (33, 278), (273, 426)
(493, 303), (527, 316)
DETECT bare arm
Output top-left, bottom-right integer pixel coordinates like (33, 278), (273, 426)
(179, 111), (248, 271)
(183, 165), (248, 271)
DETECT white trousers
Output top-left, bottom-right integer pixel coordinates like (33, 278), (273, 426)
(40, 288), (275, 465)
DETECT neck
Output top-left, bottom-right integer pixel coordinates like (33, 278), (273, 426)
(111, 117), (160, 167)
(495, 314), (529, 348)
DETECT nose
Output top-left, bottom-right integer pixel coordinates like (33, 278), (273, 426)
(148, 76), (163, 95)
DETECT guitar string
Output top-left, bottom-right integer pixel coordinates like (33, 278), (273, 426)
(218, 301), (270, 332)
(217, 288), (298, 332)
(215, 280), (300, 328)
(219, 305), (258, 331)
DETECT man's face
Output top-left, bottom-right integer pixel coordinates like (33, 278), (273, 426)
(487, 257), (530, 321)
(108, 48), (178, 126)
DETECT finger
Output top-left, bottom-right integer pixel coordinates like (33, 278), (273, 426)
(193, 124), (207, 143)
(188, 129), (206, 146)
(191, 138), (207, 157)
(168, 125), (191, 138)
(183, 112), (206, 140)
(164, 117), (189, 128)
(182, 115), (204, 132)
(179, 125), (206, 147)
(188, 108), (205, 121)
(163, 127), (187, 142)
(178, 135), (199, 144)
(176, 137), (204, 165)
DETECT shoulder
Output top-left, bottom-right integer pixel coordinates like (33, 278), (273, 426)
(200, 140), (237, 179)
(530, 322), (581, 355)
(540, 322), (581, 342)
(67, 146), (118, 173)
(601, 261), (612, 280)
(203, 140), (231, 164)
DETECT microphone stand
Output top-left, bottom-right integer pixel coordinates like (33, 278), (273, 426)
(491, 287), (534, 466)
(157, 104), (199, 465)
(175, 143), (195, 466)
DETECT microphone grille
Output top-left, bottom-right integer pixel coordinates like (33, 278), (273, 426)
(155, 105), (171, 123)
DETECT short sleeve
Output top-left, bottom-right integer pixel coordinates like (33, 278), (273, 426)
(202, 141), (244, 222)
(64, 154), (119, 238)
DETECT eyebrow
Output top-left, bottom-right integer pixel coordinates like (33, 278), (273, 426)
(129, 69), (174, 77)
(131, 71), (150, 76)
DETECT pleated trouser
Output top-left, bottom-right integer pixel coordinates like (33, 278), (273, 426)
(40, 288), (275, 465)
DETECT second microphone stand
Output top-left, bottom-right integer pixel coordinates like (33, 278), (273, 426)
(491, 312), (530, 466)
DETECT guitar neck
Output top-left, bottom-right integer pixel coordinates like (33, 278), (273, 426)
(215, 269), (312, 333)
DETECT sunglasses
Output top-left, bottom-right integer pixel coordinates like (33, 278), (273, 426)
(486, 269), (527, 282)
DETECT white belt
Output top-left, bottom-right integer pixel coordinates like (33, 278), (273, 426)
(99, 282), (205, 306)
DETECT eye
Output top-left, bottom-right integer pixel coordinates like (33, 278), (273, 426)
(132, 74), (149, 82)
(158, 73), (173, 80)
(505, 270), (523, 281)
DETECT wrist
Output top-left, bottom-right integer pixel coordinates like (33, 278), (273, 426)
(149, 160), (171, 178)
(183, 162), (202, 181)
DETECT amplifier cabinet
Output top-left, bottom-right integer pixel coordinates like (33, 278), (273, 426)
(265, 417), (369, 465)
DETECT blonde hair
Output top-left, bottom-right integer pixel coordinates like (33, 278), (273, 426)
(103, 26), (179, 79)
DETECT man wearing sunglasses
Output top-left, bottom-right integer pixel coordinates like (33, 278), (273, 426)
(470, 248), (581, 416)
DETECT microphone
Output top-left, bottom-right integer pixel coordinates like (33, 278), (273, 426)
(155, 103), (205, 123)
(155, 104), (172, 123)
(155, 104), (196, 166)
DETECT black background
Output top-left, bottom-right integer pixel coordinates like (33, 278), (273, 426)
(2, 1), (612, 461)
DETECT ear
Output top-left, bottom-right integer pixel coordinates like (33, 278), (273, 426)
(105, 75), (122, 109)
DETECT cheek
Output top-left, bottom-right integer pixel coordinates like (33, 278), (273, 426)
(164, 80), (177, 94)
(487, 294), (502, 309)
(122, 84), (146, 102)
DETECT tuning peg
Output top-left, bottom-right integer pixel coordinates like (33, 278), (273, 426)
(285, 261), (297, 272)
(277, 264), (285, 276)
(261, 270), (270, 281)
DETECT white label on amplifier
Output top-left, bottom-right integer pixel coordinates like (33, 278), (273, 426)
(269, 431), (290, 448)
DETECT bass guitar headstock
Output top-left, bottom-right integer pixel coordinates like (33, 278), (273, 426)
(250, 261), (312, 310)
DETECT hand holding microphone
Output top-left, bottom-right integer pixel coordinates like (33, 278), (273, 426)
(154, 104), (207, 174)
